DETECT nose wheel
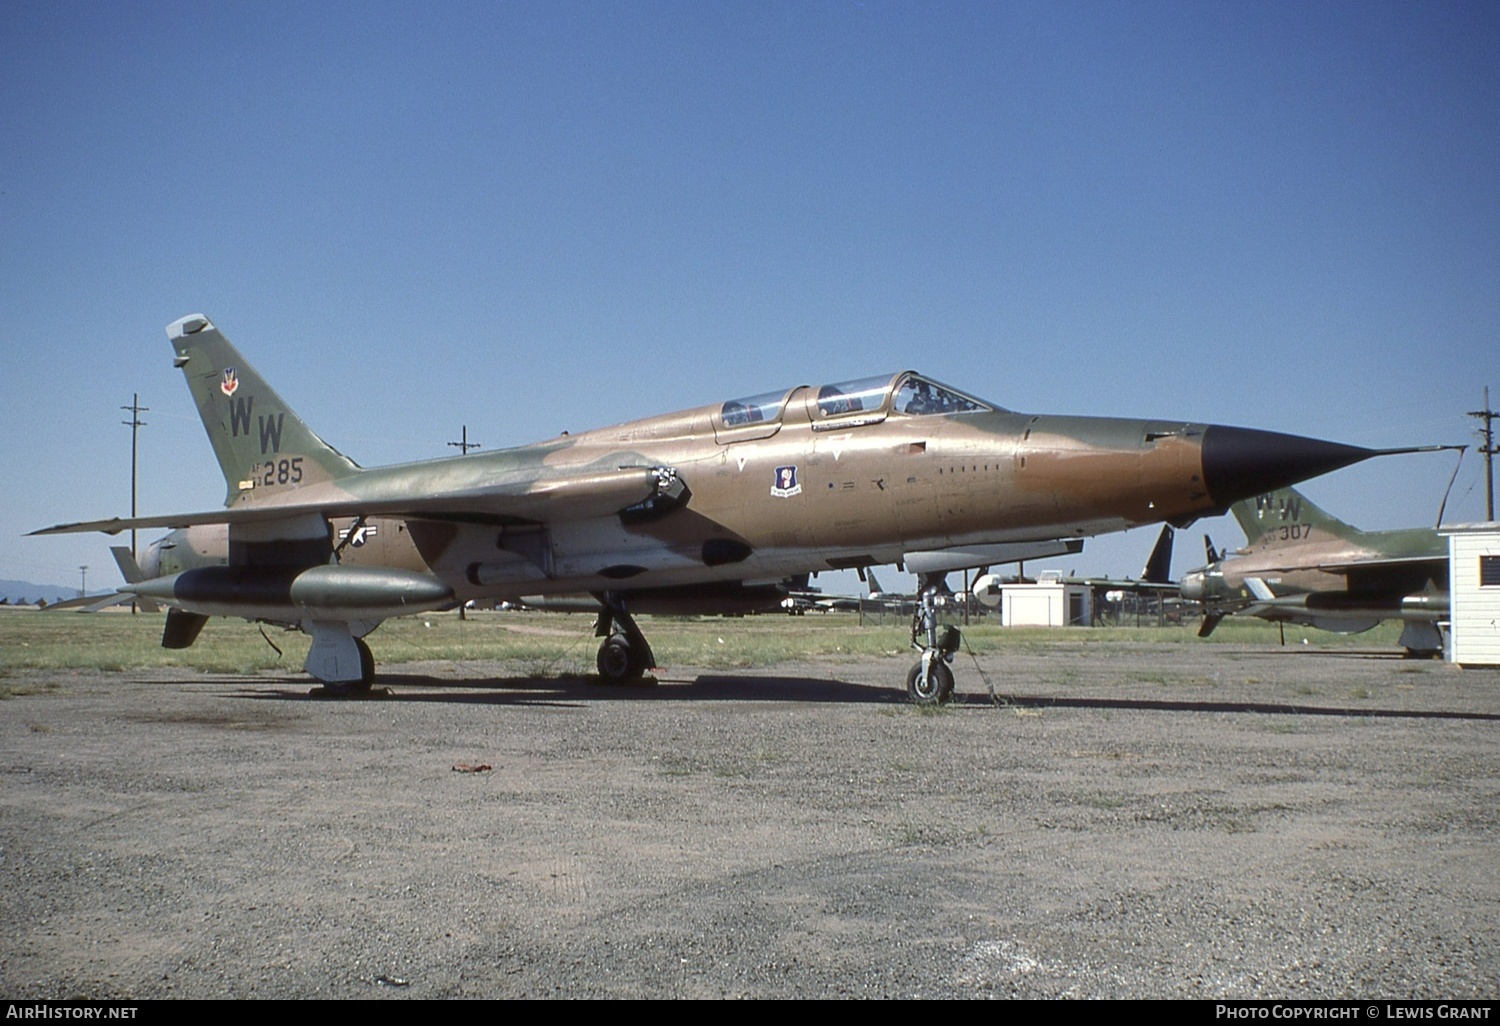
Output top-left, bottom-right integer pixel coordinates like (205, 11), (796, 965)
(906, 655), (954, 705)
(908, 584), (959, 705)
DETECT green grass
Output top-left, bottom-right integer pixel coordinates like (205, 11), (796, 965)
(0, 606), (1411, 678)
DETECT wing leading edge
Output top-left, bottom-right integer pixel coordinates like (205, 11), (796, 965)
(30, 465), (679, 537)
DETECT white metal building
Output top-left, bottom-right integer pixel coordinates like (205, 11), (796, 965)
(998, 571), (1091, 627)
(1441, 522), (1500, 667)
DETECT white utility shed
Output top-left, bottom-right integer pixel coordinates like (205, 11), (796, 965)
(1000, 572), (1091, 627)
(1441, 522), (1500, 667)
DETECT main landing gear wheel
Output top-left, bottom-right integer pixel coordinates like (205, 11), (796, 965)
(596, 634), (650, 683)
(313, 642), (375, 696)
(355, 638), (376, 691)
(593, 592), (656, 684)
(316, 640), (375, 697)
(906, 658), (954, 706)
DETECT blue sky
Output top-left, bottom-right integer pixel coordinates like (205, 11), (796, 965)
(4, 0), (1497, 594)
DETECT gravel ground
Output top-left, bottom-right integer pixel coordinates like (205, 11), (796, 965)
(1, 643), (1497, 999)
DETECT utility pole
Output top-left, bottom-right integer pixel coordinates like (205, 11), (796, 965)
(122, 394), (149, 613)
(448, 425), (481, 455)
(1468, 386), (1497, 521)
(447, 424), (481, 620)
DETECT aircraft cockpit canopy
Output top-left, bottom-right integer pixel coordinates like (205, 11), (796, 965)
(812, 372), (996, 424)
(720, 388), (789, 428)
(715, 372), (997, 443)
(891, 374), (995, 417)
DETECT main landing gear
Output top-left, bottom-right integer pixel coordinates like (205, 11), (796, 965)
(594, 593), (657, 684)
(317, 637), (376, 696)
(304, 621), (378, 696)
(908, 586), (959, 705)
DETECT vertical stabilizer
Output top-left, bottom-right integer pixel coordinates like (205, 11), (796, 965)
(167, 315), (361, 507)
(1230, 487), (1361, 548)
(1140, 525), (1175, 584)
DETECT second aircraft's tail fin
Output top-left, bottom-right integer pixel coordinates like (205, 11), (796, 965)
(1230, 486), (1361, 549)
(1140, 525), (1175, 584)
(167, 315), (361, 507)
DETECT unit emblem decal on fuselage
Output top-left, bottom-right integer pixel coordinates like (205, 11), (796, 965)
(771, 465), (802, 498)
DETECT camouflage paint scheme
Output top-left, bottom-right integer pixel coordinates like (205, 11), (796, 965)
(1179, 487), (1449, 653)
(36, 315), (1388, 688)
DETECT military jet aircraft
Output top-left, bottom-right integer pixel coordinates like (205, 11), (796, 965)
(35, 314), (1407, 699)
(1179, 487), (1449, 655)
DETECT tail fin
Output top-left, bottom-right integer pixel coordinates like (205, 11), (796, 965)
(866, 569), (885, 596)
(1230, 486), (1361, 548)
(1140, 525), (1174, 584)
(167, 315), (360, 507)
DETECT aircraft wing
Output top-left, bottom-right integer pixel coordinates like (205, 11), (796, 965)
(1237, 553), (1448, 576)
(1309, 554), (1448, 575)
(1077, 578), (1180, 593)
(31, 466), (676, 537)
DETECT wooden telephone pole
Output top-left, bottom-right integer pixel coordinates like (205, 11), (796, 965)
(1468, 386), (1497, 521)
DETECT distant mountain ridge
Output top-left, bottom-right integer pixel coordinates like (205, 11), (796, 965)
(0, 578), (85, 605)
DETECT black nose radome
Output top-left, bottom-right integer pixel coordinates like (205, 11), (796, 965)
(1200, 426), (1375, 509)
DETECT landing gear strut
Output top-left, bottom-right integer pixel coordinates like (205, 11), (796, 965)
(908, 586), (959, 705)
(594, 592), (656, 683)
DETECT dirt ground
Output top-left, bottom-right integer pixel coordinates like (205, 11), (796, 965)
(1, 643), (1497, 999)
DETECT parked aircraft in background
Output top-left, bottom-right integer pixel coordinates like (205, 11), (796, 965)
(970, 524), (1179, 623)
(780, 578), (862, 614)
(1179, 487), (1449, 655)
(35, 314), (1409, 700)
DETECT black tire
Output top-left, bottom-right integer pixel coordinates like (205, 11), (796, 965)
(596, 635), (642, 683)
(354, 638), (375, 691)
(906, 658), (954, 705)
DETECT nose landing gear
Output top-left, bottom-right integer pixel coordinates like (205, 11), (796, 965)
(908, 586), (959, 705)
